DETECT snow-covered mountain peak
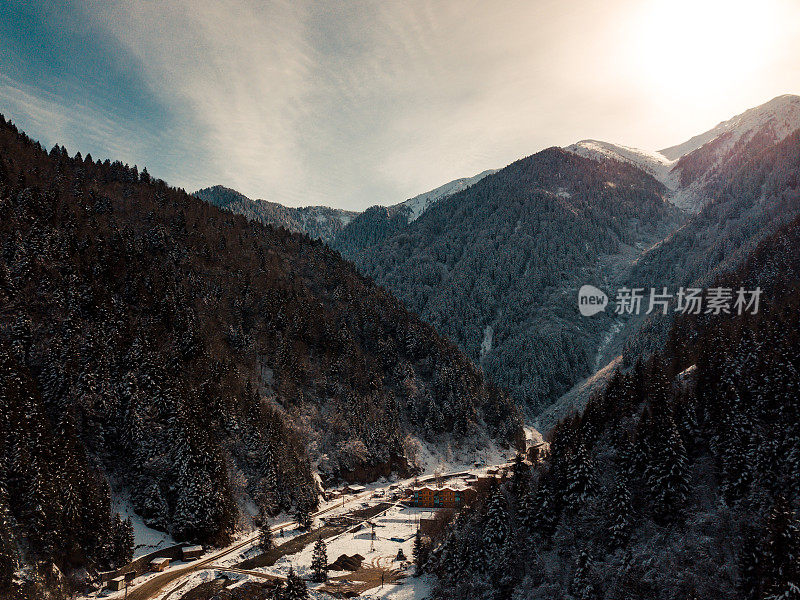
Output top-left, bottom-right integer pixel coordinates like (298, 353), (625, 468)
(659, 94), (800, 160)
(564, 139), (678, 190)
(398, 169), (497, 222)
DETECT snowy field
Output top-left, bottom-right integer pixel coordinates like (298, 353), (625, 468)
(94, 439), (529, 600)
(232, 503), (439, 600)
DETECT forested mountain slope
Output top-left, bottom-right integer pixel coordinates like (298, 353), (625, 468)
(194, 170), (496, 254)
(329, 169), (497, 256)
(0, 115), (521, 596)
(623, 127), (800, 362)
(193, 185), (357, 244)
(423, 208), (800, 600)
(339, 148), (680, 412)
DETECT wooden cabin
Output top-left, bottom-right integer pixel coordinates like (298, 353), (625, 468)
(107, 577), (125, 591)
(182, 546), (203, 561)
(150, 557), (170, 572)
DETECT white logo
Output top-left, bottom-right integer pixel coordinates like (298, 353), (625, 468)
(578, 285), (608, 316)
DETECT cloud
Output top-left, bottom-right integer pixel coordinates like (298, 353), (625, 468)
(2, 0), (799, 210)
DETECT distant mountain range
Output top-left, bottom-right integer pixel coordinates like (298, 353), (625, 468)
(197, 95), (800, 417)
(194, 169), (496, 247)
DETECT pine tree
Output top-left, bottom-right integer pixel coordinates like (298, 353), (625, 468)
(483, 489), (509, 548)
(570, 548), (594, 600)
(271, 578), (285, 600)
(565, 443), (596, 512)
(531, 477), (559, 538)
(285, 566), (309, 600)
(413, 530), (429, 575)
(111, 513), (134, 567)
(646, 413), (689, 524)
(510, 452), (529, 496)
(608, 471), (633, 550)
(517, 487), (537, 532)
(738, 525), (763, 600)
(0, 488), (18, 590)
(295, 507), (312, 531)
(260, 524), (274, 552)
(762, 496), (800, 600)
(311, 536), (328, 582)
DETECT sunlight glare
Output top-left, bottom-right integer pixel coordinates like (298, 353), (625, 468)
(633, 0), (781, 102)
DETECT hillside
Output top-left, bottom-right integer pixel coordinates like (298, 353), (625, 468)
(193, 185), (357, 244)
(194, 170), (496, 253)
(0, 115), (522, 595)
(338, 148), (680, 413)
(329, 170), (497, 256)
(424, 208), (800, 600)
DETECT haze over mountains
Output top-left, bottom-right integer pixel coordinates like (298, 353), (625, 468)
(2, 93), (800, 600)
(199, 94), (800, 416)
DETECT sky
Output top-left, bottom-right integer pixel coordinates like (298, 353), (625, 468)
(1, 0), (799, 211)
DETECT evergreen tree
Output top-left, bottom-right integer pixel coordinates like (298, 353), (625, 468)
(0, 491), (18, 590)
(260, 524), (274, 552)
(565, 443), (596, 512)
(483, 489), (509, 548)
(295, 508), (313, 531)
(608, 471), (633, 550)
(762, 496), (800, 600)
(311, 536), (328, 582)
(285, 566), (309, 600)
(570, 549), (594, 600)
(270, 578), (285, 600)
(510, 452), (530, 496)
(111, 514), (134, 567)
(646, 413), (689, 523)
(413, 530), (430, 575)
(531, 477), (559, 538)
(738, 525), (763, 600)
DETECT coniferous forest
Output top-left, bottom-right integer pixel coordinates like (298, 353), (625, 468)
(423, 211), (800, 599)
(2, 10), (800, 596)
(0, 114), (522, 598)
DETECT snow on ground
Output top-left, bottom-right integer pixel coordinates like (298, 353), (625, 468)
(659, 94), (800, 160)
(534, 355), (623, 435)
(479, 325), (493, 360)
(111, 493), (177, 558)
(255, 502), (438, 599)
(564, 139), (678, 190)
(399, 169), (497, 223)
(412, 434), (512, 477)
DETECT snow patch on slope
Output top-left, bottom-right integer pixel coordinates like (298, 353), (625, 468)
(111, 493), (177, 558)
(400, 169), (497, 222)
(565, 140), (678, 190)
(659, 94), (800, 160)
(535, 356), (623, 434)
(480, 325), (494, 360)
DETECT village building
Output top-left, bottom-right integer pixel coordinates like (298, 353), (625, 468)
(182, 546), (203, 561)
(150, 557), (170, 572)
(107, 577), (125, 591)
(407, 482), (476, 508)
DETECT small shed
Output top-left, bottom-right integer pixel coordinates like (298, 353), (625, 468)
(150, 557), (170, 572)
(107, 577), (125, 591)
(182, 546), (203, 561)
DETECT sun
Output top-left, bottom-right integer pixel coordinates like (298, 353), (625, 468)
(631, 0), (782, 103)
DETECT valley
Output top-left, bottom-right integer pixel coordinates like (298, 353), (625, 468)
(1, 34), (799, 597)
